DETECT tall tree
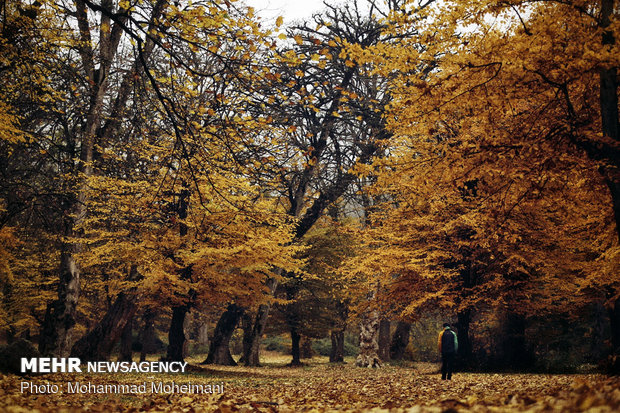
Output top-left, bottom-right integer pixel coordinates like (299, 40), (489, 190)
(344, 0), (619, 368)
(238, 0), (410, 367)
(0, 0), (303, 359)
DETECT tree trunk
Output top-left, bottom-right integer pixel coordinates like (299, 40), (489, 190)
(300, 336), (313, 359)
(39, 246), (83, 357)
(70, 288), (138, 360)
(165, 305), (189, 362)
(118, 317), (133, 362)
(70, 265), (140, 361)
(455, 309), (474, 369)
(237, 312), (253, 364)
(389, 321), (411, 360)
(203, 304), (243, 365)
(139, 310), (156, 362)
(198, 323), (209, 347)
(599, 0), (619, 149)
(243, 278), (278, 366)
(609, 297), (620, 353)
(330, 329), (345, 363)
(164, 180), (193, 362)
(284, 282), (302, 366)
(607, 296), (620, 373)
(290, 328), (302, 366)
(356, 308), (381, 368)
(598, 0), (620, 373)
(36, 0), (164, 359)
(378, 319), (390, 361)
(590, 301), (608, 362)
(501, 312), (532, 370)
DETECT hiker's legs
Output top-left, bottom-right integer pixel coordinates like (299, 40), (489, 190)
(441, 355), (447, 379)
(446, 353), (454, 380)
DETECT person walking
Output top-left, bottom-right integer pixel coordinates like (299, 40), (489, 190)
(438, 323), (458, 380)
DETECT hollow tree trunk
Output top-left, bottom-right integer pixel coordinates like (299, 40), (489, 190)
(330, 329), (345, 363)
(378, 319), (390, 361)
(389, 321), (411, 360)
(118, 317), (133, 362)
(356, 308), (381, 368)
(203, 304), (243, 365)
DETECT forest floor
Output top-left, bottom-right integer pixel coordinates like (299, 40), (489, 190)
(1, 354), (619, 412)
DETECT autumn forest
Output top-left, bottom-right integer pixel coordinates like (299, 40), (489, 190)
(1, 0), (619, 411)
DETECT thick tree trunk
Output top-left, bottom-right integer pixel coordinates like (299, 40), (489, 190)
(599, 0), (619, 148)
(590, 301), (608, 362)
(238, 312), (253, 364)
(243, 304), (269, 366)
(71, 289), (138, 360)
(330, 329), (345, 363)
(284, 282), (302, 366)
(389, 321), (411, 361)
(39, 246), (83, 357)
(139, 310), (156, 362)
(501, 312), (532, 370)
(605, 179), (620, 245)
(118, 317), (133, 362)
(203, 304), (243, 365)
(356, 308), (381, 368)
(300, 336), (313, 359)
(378, 319), (390, 361)
(607, 296), (620, 373)
(290, 328), (302, 366)
(165, 305), (189, 362)
(455, 309), (474, 369)
(243, 278), (278, 366)
(70, 265), (140, 360)
(609, 297), (620, 353)
(599, 0), (620, 374)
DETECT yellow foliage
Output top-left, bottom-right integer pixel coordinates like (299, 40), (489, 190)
(342, 0), (620, 318)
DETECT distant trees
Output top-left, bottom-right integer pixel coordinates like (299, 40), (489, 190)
(203, 0), (399, 367)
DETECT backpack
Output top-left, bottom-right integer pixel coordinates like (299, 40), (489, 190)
(441, 329), (456, 354)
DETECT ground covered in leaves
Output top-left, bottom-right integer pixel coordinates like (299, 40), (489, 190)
(1, 355), (619, 412)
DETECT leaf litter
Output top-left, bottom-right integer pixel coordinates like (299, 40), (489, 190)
(1, 359), (619, 412)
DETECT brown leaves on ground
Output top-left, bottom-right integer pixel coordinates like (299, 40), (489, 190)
(1, 358), (619, 412)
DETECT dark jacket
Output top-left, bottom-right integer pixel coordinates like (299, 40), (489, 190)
(438, 327), (459, 355)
